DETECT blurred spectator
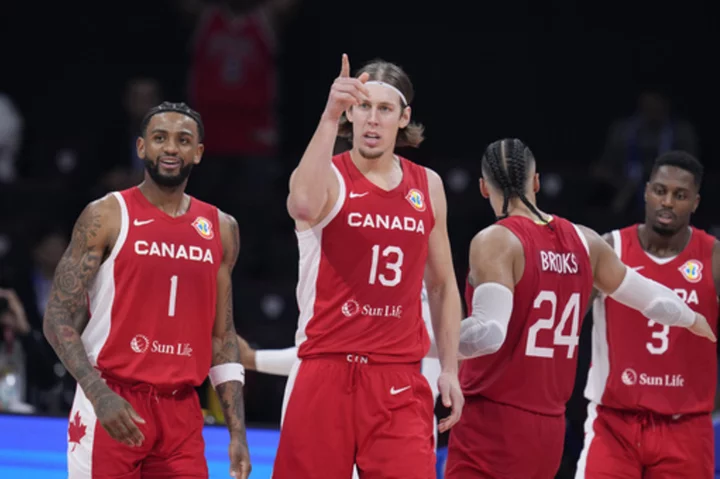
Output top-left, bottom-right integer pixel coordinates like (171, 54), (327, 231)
(0, 288), (33, 413)
(590, 89), (699, 215)
(0, 93), (23, 184)
(181, 0), (298, 207)
(9, 227), (72, 413)
(94, 77), (163, 195)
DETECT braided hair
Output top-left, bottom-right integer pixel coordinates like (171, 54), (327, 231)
(481, 138), (548, 224)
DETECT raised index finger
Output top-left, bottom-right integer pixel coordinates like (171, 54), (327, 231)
(340, 53), (350, 78)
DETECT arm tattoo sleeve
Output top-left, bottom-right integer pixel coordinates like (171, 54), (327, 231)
(43, 204), (107, 402)
(212, 214), (247, 437)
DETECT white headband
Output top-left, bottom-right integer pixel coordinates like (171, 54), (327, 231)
(365, 81), (408, 106)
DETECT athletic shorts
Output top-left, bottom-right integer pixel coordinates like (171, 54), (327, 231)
(574, 402), (714, 479)
(445, 395), (565, 479)
(67, 377), (207, 478)
(272, 354), (436, 479)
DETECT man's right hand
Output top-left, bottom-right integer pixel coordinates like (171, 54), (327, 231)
(91, 387), (146, 447)
(323, 54), (371, 123)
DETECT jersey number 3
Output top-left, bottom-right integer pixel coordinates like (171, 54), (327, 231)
(526, 291), (581, 359)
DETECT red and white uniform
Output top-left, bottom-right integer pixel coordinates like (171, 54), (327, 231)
(273, 152), (437, 479)
(189, 6), (277, 156)
(446, 215), (594, 479)
(67, 187), (222, 479)
(576, 225), (718, 479)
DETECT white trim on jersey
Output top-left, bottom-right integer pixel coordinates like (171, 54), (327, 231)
(67, 384), (100, 478)
(572, 223), (590, 257)
(583, 230), (618, 404)
(574, 402), (599, 478)
(611, 229), (622, 258)
(83, 192), (129, 366)
(294, 164), (346, 348)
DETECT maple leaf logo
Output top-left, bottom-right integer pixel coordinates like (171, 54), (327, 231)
(68, 411), (87, 452)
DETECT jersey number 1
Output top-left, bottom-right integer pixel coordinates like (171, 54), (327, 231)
(168, 275), (178, 317)
(526, 291), (581, 359)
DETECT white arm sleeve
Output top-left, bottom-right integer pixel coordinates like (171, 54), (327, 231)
(608, 266), (696, 327)
(255, 347), (299, 377)
(458, 283), (514, 359)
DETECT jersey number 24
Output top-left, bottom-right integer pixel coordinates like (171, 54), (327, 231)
(526, 291), (581, 359)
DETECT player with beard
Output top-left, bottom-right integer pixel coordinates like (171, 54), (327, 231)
(43, 102), (251, 478)
(272, 55), (464, 478)
(575, 151), (720, 478)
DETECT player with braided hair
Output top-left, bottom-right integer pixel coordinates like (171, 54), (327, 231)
(443, 138), (714, 478)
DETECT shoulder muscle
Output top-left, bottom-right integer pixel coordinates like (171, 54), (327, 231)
(218, 210), (240, 268)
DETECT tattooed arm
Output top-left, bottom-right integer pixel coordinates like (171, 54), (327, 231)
(42, 196), (146, 447)
(213, 211), (251, 478)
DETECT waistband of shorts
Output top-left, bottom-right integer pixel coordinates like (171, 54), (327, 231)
(100, 371), (195, 397)
(596, 403), (710, 422)
(300, 353), (421, 371)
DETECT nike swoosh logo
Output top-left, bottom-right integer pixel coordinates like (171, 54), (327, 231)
(390, 385), (411, 395)
(349, 192), (368, 198)
(134, 219), (155, 226)
(631, 266), (644, 271)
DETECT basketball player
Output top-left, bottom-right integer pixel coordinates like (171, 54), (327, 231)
(237, 283), (444, 478)
(272, 54), (464, 478)
(42, 102), (251, 478)
(442, 139), (714, 479)
(575, 151), (720, 478)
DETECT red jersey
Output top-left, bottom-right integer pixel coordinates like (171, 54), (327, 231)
(188, 6), (277, 156)
(584, 225), (719, 415)
(459, 215), (594, 416)
(295, 152), (434, 363)
(82, 187), (223, 389)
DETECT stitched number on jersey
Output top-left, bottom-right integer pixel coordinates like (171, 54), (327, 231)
(526, 291), (581, 359)
(369, 245), (404, 287)
(646, 320), (670, 355)
(168, 275), (178, 317)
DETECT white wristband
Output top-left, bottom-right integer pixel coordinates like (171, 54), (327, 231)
(209, 363), (245, 387)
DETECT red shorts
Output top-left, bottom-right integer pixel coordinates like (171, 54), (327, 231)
(575, 403), (714, 479)
(66, 378), (207, 478)
(273, 354), (436, 479)
(445, 396), (565, 479)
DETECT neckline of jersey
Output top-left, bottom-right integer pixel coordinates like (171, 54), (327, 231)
(132, 187), (195, 223)
(343, 151), (408, 198)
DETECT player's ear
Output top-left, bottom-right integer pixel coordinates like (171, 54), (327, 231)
(692, 193), (700, 213)
(345, 107), (354, 123)
(479, 177), (490, 199)
(398, 105), (411, 129)
(136, 136), (145, 159)
(194, 143), (204, 165)
(533, 173), (540, 193)
(643, 182), (650, 203)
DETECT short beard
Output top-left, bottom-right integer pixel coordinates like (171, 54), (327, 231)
(357, 147), (383, 160)
(143, 157), (193, 188)
(651, 222), (681, 237)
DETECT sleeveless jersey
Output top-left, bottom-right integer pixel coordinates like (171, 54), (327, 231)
(295, 152), (435, 363)
(82, 187), (223, 389)
(584, 225), (719, 415)
(459, 215), (594, 416)
(188, 6), (276, 156)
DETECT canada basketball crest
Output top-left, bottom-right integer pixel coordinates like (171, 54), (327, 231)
(192, 217), (214, 240)
(406, 189), (426, 212)
(678, 259), (702, 283)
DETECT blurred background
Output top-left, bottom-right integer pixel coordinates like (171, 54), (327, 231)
(0, 0), (718, 477)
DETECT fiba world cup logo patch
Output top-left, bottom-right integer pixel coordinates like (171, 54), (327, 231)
(192, 216), (214, 240)
(406, 189), (426, 212)
(678, 259), (702, 283)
